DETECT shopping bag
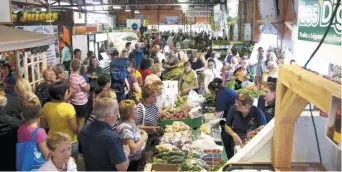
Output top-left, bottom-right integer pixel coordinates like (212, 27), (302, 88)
(16, 128), (45, 171)
(187, 90), (205, 108)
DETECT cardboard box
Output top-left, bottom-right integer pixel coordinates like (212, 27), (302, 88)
(144, 163), (178, 172)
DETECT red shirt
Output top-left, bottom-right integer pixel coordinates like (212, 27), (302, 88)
(138, 69), (151, 85)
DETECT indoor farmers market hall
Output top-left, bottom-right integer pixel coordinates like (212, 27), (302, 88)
(0, 0), (341, 171)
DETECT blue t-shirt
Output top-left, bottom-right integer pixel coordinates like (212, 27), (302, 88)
(226, 105), (267, 140)
(80, 120), (126, 171)
(215, 87), (238, 117)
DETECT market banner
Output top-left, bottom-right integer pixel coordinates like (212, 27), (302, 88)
(185, 11), (212, 17)
(164, 16), (179, 24)
(298, 0), (342, 46)
(12, 11), (59, 23)
(15, 25), (58, 65)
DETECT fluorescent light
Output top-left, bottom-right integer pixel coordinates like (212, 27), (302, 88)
(112, 6), (121, 9)
(40, 8), (47, 12)
(134, 10), (140, 14)
(125, 9), (131, 12)
(92, 2), (101, 4)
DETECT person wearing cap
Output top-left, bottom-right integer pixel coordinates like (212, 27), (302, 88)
(4, 74), (16, 97)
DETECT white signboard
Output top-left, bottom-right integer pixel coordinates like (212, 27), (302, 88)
(107, 32), (139, 53)
(162, 81), (179, 108)
(15, 25), (58, 65)
(0, 0), (12, 24)
(185, 11), (212, 17)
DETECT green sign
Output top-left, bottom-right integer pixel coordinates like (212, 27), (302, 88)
(298, 0), (341, 46)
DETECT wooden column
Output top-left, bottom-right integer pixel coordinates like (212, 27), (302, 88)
(272, 65), (342, 169)
(252, 0), (260, 42)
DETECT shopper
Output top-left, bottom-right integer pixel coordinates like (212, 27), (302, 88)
(0, 88), (23, 171)
(179, 61), (199, 96)
(138, 58), (152, 85)
(38, 132), (77, 171)
(80, 98), (130, 171)
(54, 64), (69, 83)
(124, 42), (132, 55)
(126, 67), (141, 102)
(225, 47), (238, 65)
(87, 57), (104, 90)
(154, 44), (165, 64)
(132, 42), (145, 69)
(135, 85), (160, 127)
(88, 89), (117, 125)
(106, 42), (117, 56)
(110, 50), (120, 59)
(83, 51), (94, 69)
(203, 59), (219, 94)
(61, 41), (72, 73)
(35, 68), (57, 106)
(93, 73), (112, 105)
(233, 57), (254, 89)
(258, 82), (276, 122)
(41, 81), (79, 162)
(69, 59), (90, 128)
(72, 49), (86, 75)
(145, 63), (162, 86)
(116, 100), (148, 171)
(128, 59), (143, 102)
(189, 51), (205, 72)
(17, 100), (49, 161)
(182, 36), (190, 49)
(254, 47), (266, 86)
(224, 93), (267, 159)
(121, 49), (129, 58)
(165, 47), (180, 71)
(262, 61), (278, 85)
(176, 45), (188, 61)
(15, 78), (40, 104)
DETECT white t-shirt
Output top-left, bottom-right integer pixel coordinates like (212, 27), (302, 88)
(157, 52), (165, 63)
(203, 68), (219, 93)
(38, 158), (77, 171)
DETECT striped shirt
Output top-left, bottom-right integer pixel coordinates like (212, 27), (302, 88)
(116, 121), (142, 161)
(69, 73), (88, 105)
(135, 103), (159, 126)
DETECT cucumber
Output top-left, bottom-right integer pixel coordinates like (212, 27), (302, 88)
(167, 155), (185, 163)
(155, 153), (164, 158)
(170, 158), (186, 164)
(169, 151), (186, 156)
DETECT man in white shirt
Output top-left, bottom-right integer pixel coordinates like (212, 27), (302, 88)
(154, 44), (165, 63)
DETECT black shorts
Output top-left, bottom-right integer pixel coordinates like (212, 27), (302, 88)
(72, 104), (88, 118)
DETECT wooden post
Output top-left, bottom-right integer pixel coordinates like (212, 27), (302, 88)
(272, 65), (342, 169)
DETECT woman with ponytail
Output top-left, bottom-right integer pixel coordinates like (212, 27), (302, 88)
(208, 78), (237, 119)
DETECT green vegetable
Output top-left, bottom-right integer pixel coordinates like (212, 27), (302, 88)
(169, 151), (186, 156)
(208, 160), (228, 171)
(203, 93), (215, 107)
(177, 159), (204, 172)
(225, 78), (236, 90)
(167, 155), (185, 163)
(170, 158), (186, 164)
(236, 88), (265, 98)
(163, 67), (184, 80)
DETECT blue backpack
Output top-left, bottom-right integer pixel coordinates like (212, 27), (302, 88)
(110, 58), (129, 102)
(16, 128), (45, 171)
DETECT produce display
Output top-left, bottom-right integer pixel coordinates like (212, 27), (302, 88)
(242, 125), (265, 146)
(177, 159), (204, 172)
(162, 61), (186, 81)
(163, 67), (184, 80)
(159, 122), (192, 152)
(203, 149), (223, 165)
(203, 93), (216, 107)
(236, 86), (265, 98)
(207, 160), (228, 171)
(175, 96), (187, 108)
(163, 107), (190, 120)
(153, 150), (187, 164)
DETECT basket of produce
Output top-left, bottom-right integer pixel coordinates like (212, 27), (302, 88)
(162, 61), (186, 81)
(161, 107), (203, 129)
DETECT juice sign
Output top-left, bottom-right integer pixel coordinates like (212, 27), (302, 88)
(298, 0), (342, 46)
(12, 11), (59, 23)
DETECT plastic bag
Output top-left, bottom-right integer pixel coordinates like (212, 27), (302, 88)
(189, 106), (203, 119)
(241, 81), (254, 88)
(187, 90), (205, 108)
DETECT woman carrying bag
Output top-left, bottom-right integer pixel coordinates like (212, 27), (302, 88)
(134, 85), (169, 150)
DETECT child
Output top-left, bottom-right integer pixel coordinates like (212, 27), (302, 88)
(17, 100), (49, 160)
(69, 59), (90, 128)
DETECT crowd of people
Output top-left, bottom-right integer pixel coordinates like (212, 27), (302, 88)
(0, 31), (294, 171)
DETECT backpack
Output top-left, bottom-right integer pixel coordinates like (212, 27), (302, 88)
(16, 128), (45, 171)
(35, 83), (51, 106)
(110, 58), (129, 102)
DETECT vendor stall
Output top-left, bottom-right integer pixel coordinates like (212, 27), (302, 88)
(0, 25), (55, 88)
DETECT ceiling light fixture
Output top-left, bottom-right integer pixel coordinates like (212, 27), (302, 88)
(40, 8), (47, 12)
(134, 10), (140, 14)
(112, 6), (121, 9)
(125, 9), (131, 12)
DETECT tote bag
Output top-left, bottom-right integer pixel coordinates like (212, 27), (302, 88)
(16, 128), (45, 171)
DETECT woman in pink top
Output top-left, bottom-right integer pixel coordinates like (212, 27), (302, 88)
(17, 100), (49, 161)
(69, 59), (90, 128)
